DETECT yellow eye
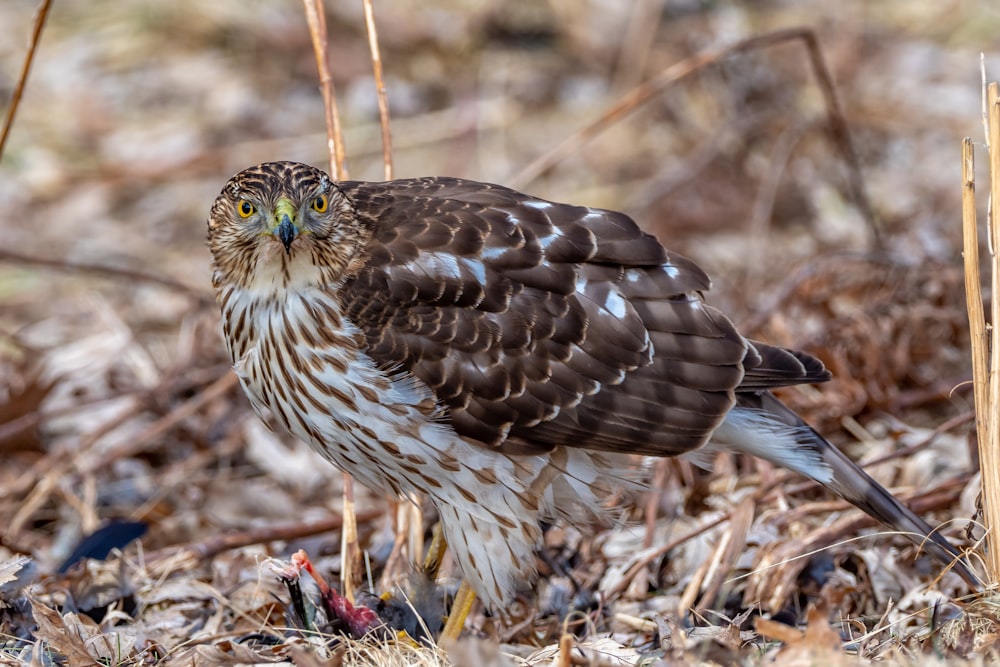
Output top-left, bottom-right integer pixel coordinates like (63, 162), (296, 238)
(311, 194), (328, 213)
(238, 200), (255, 218)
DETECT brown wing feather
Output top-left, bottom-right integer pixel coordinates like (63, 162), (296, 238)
(337, 177), (827, 457)
(738, 341), (831, 390)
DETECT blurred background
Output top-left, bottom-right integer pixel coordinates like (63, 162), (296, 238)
(2, 0), (1000, 649)
(3, 2), (997, 290)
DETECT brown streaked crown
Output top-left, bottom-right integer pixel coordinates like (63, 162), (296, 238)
(208, 162), (379, 292)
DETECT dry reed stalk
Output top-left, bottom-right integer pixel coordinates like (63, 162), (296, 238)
(962, 137), (989, 560)
(985, 82), (1000, 583)
(962, 85), (999, 584)
(303, 0), (349, 180)
(362, 0), (394, 180)
(340, 472), (361, 601)
(302, 0), (360, 601)
(300, 0), (398, 603)
(0, 0), (52, 159)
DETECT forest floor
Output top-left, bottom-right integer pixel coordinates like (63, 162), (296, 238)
(2, 1), (1000, 664)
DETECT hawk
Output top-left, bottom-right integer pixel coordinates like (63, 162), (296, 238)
(207, 161), (977, 610)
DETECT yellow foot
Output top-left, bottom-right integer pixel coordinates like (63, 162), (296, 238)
(440, 579), (476, 644)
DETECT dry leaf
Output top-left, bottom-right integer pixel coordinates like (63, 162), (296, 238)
(0, 361), (53, 452)
(0, 555), (35, 600)
(29, 596), (102, 666)
(524, 637), (641, 666)
(756, 603), (847, 666)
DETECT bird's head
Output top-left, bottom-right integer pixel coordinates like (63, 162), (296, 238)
(207, 161), (370, 294)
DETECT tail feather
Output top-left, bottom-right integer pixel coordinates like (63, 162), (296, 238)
(711, 392), (982, 588)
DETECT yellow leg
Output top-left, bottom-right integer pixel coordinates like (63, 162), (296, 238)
(424, 523), (476, 643)
(423, 522), (448, 576)
(440, 579), (476, 643)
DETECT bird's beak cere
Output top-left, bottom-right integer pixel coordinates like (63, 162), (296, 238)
(271, 198), (300, 253)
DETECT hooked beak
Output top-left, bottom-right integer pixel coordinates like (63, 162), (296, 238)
(271, 198), (299, 253)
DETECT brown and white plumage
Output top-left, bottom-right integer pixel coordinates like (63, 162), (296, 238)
(207, 161), (978, 607)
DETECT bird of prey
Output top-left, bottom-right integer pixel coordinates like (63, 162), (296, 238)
(207, 161), (978, 614)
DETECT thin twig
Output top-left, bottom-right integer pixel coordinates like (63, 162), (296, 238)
(9, 372), (238, 542)
(362, 0), (393, 180)
(8, 398), (146, 535)
(0, 0), (52, 160)
(144, 509), (383, 563)
(80, 372), (240, 474)
(0, 248), (209, 301)
(743, 118), (809, 295)
(302, 0), (348, 179)
(745, 475), (975, 612)
(509, 27), (881, 249)
(798, 29), (881, 250)
(610, 0), (660, 93)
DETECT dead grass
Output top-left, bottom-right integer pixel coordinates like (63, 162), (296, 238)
(2, 0), (1000, 664)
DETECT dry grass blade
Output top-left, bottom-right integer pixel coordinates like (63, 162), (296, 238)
(80, 371), (239, 474)
(690, 497), (754, 615)
(0, 0), (51, 159)
(5, 3), (993, 663)
(8, 370), (238, 536)
(331, 633), (452, 666)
